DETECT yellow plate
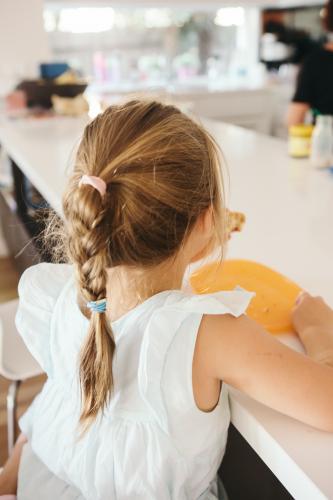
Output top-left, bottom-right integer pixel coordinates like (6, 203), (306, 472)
(190, 259), (302, 334)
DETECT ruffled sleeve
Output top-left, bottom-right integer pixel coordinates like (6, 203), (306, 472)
(139, 288), (255, 434)
(15, 263), (73, 376)
(166, 288), (255, 317)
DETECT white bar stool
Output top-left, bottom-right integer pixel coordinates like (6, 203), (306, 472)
(0, 299), (42, 456)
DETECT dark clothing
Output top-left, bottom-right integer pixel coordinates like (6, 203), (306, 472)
(293, 47), (333, 115)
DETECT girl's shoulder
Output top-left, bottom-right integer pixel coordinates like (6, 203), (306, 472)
(139, 288), (254, 370)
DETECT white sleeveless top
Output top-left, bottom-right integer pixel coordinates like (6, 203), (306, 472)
(16, 263), (253, 500)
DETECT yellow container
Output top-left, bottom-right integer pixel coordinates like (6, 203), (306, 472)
(288, 124), (313, 158)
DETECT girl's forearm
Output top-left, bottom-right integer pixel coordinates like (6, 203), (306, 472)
(300, 327), (333, 367)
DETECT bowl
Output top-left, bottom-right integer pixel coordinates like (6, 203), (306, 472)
(16, 79), (88, 109)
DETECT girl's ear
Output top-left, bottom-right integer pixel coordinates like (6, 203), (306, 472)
(188, 207), (215, 264)
(200, 206), (214, 238)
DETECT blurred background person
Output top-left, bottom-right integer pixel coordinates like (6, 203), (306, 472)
(288, 0), (333, 126)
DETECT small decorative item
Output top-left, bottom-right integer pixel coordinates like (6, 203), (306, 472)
(51, 94), (89, 116)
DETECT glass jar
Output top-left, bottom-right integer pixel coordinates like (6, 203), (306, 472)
(288, 124), (313, 158)
(310, 115), (333, 168)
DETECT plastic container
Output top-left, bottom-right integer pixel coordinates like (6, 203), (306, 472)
(288, 124), (313, 158)
(310, 115), (333, 168)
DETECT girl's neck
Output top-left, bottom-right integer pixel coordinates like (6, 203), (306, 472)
(106, 257), (187, 322)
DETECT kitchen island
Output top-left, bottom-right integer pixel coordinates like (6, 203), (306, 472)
(0, 114), (333, 499)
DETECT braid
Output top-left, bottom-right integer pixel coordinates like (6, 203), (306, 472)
(64, 178), (115, 425)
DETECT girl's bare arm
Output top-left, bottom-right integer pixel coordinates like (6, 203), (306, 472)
(287, 102), (310, 127)
(197, 299), (333, 432)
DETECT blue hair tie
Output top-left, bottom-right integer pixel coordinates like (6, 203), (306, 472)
(87, 299), (107, 313)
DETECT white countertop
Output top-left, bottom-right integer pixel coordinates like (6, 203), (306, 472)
(204, 120), (333, 500)
(205, 119), (333, 303)
(0, 116), (88, 215)
(0, 114), (333, 499)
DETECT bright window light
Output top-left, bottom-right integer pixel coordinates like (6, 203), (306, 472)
(114, 12), (129, 30)
(144, 9), (171, 28)
(58, 8), (115, 33)
(214, 7), (245, 27)
(43, 10), (57, 32)
(87, 95), (102, 120)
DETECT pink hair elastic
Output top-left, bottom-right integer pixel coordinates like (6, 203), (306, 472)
(79, 175), (107, 198)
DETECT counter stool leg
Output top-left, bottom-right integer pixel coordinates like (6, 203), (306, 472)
(7, 381), (21, 457)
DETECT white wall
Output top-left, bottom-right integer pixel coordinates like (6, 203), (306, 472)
(0, 0), (50, 94)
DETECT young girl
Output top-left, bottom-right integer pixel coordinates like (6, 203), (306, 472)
(1, 100), (333, 500)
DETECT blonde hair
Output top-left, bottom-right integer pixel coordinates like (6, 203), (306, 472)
(55, 100), (226, 427)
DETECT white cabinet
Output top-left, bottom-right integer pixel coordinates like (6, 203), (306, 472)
(94, 80), (287, 136)
(169, 88), (275, 134)
(269, 84), (295, 139)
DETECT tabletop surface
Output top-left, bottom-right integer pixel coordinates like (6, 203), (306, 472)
(0, 114), (333, 499)
(0, 115), (87, 215)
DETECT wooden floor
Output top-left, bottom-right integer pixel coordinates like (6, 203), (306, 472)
(0, 257), (45, 465)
